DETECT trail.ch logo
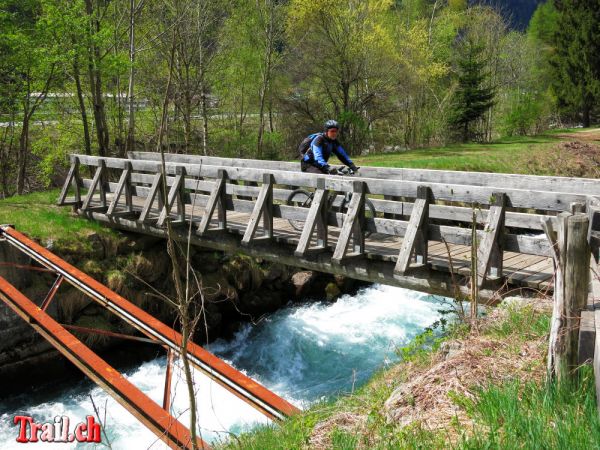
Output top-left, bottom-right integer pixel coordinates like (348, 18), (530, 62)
(13, 415), (101, 444)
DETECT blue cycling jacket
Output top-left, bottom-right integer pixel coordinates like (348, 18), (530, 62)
(302, 133), (354, 170)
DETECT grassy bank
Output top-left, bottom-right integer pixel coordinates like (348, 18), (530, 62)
(216, 300), (600, 449)
(353, 128), (600, 175)
(0, 189), (114, 244)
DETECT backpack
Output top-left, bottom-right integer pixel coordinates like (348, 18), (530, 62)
(297, 133), (323, 159)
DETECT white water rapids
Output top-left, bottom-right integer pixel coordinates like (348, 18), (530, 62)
(0, 285), (447, 448)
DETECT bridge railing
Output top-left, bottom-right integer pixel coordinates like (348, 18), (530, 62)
(59, 153), (600, 289)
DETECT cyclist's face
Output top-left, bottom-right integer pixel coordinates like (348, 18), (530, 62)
(326, 128), (338, 139)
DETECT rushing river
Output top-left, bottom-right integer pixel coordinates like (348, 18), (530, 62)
(0, 284), (446, 448)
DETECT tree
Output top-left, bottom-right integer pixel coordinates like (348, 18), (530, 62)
(448, 38), (495, 142)
(550, 0), (600, 127)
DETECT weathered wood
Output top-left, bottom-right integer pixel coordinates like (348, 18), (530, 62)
(395, 186), (431, 274)
(241, 173), (274, 245)
(139, 172), (164, 223)
(129, 151), (600, 196)
(73, 154), (588, 212)
(197, 169), (228, 236)
(57, 157), (81, 206)
(548, 213), (590, 382)
(294, 178), (329, 257)
(157, 166), (186, 227)
(477, 193), (506, 287)
(81, 160), (106, 211)
(332, 181), (365, 264)
(107, 162), (133, 216)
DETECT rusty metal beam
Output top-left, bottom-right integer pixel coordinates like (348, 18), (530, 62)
(62, 323), (160, 345)
(0, 275), (208, 450)
(0, 225), (299, 421)
(40, 274), (64, 311)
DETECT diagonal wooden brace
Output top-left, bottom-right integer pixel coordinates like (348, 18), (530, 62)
(294, 178), (329, 257)
(57, 157), (82, 207)
(197, 169), (228, 236)
(477, 192), (507, 288)
(241, 173), (274, 246)
(107, 162), (134, 216)
(81, 159), (106, 211)
(332, 181), (365, 264)
(395, 186), (431, 275)
(158, 166), (186, 227)
(139, 172), (164, 223)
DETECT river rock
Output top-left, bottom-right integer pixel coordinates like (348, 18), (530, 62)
(291, 270), (317, 297)
(325, 282), (341, 301)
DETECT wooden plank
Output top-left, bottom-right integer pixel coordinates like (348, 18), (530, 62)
(332, 181), (365, 264)
(241, 173), (274, 245)
(395, 186), (430, 275)
(295, 178), (329, 257)
(477, 192), (506, 287)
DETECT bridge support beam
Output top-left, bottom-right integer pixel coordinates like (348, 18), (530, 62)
(395, 186), (431, 275)
(332, 181), (365, 264)
(295, 178), (329, 257)
(57, 156), (82, 208)
(477, 192), (506, 288)
(139, 172), (165, 223)
(242, 173), (274, 245)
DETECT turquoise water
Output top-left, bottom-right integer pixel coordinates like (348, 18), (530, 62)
(0, 284), (445, 448)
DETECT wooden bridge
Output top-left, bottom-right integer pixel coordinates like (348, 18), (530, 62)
(55, 152), (600, 305)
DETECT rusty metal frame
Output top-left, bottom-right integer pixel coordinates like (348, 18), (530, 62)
(0, 225), (299, 422)
(0, 274), (208, 450)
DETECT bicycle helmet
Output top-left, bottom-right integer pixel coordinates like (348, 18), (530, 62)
(324, 119), (339, 130)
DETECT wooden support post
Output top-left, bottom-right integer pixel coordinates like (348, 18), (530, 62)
(57, 157), (81, 207)
(476, 192), (506, 288)
(241, 173), (274, 246)
(395, 186), (431, 275)
(294, 178), (329, 257)
(332, 181), (365, 264)
(157, 166), (186, 227)
(139, 172), (164, 223)
(197, 170), (228, 236)
(587, 196), (600, 263)
(107, 162), (133, 216)
(81, 160), (106, 211)
(547, 212), (590, 382)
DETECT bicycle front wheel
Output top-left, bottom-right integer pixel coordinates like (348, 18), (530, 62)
(286, 189), (313, 231)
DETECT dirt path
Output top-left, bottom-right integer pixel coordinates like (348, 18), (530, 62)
(556, 128), (600, 142)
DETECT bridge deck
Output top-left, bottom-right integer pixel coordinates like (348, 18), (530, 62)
(83, 192), (554, 293)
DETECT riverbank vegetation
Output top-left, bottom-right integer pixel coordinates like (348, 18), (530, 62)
(217, 298), (600, 449)
(1, 1), (599, 197)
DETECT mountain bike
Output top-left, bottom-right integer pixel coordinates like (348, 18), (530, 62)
(286, 166), (376, 237)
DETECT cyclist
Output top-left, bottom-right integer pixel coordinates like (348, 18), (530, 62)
(299, 120), (359, 175)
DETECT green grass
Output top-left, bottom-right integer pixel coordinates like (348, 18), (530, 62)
(353, 134), (564, 173)
(0, 188), (112, 242)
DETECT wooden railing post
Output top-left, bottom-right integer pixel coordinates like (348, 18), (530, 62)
(477, 192), (506, 288)
(294, 178), (329, 257)
(395, 186), (431, 275)
(57, 156), (82, 208)
(197, 169), (228, 236)
(546, 212), (590, 382)
(81, 159), (106, 211)
(332, 181), (365, 264)
(241, 173), (274, 245)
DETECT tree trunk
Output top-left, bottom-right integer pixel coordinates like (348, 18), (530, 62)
(583, 103), (592, 128)
(74, 56), (92, 156)
(200, 84), (209, 156)
(125, 0), (136, 155)
(16, 116), (30, 195)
